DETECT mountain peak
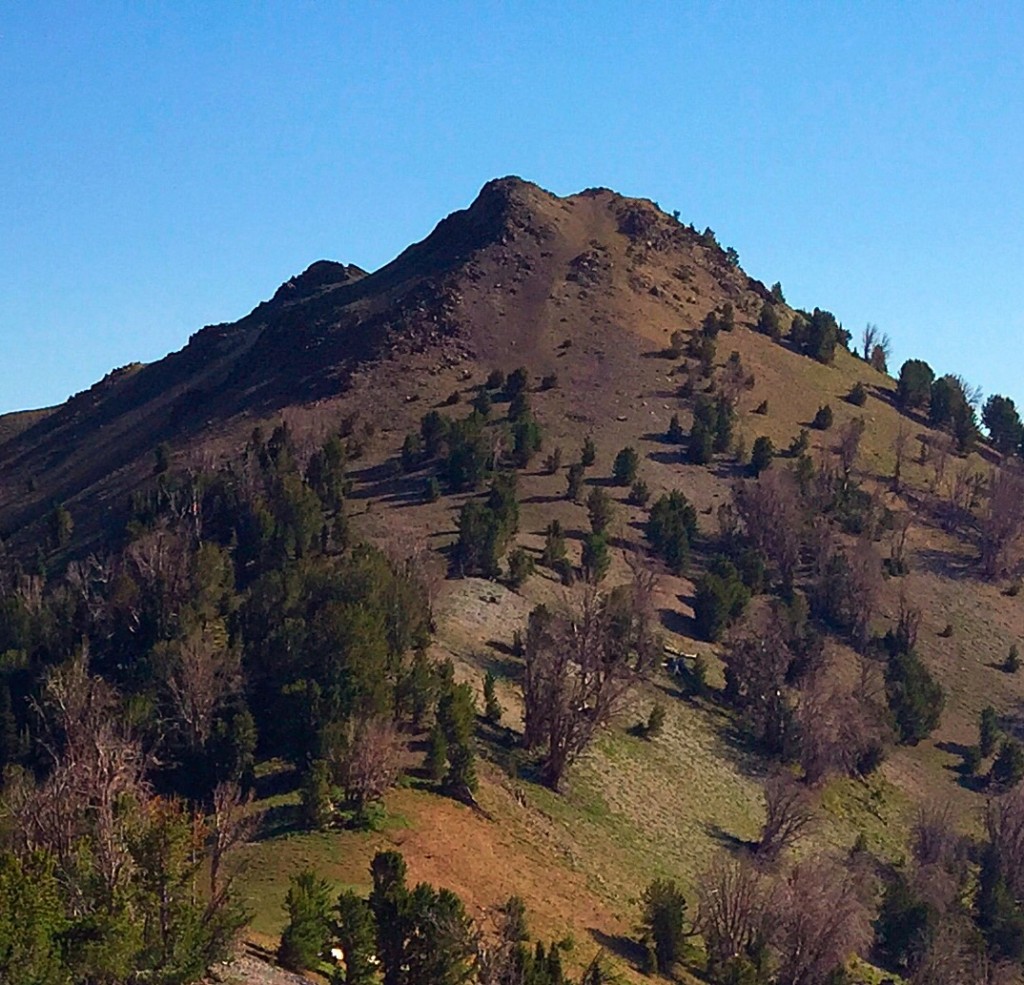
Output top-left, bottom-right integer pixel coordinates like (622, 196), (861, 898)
(269, 260), (367, 305)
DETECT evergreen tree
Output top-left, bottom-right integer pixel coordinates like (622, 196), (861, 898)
(586, 487), (615, 534)
(896, 359), (935, 410)
(612, 446), (640, 486)
(566, 462), (585, 502)
(437, 682), (478, 800)
(483, 671), (503, 724)
(639, 879), (690, 975)
(646, 491), (697, 575)
(541, 520), (567, 567)
(332, 891), (379, 985)
(279, 870), (334, 971)
(749, 436), (774, 476)
(581, 532), (610, 584)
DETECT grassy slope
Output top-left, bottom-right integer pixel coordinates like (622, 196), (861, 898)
(234, 324), (1019, 982)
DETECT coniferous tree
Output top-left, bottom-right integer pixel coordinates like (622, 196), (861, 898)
(279, 869), (333, 971)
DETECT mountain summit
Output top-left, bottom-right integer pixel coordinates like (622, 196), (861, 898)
(0, 178), (770, 548)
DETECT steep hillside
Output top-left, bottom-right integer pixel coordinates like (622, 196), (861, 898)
(3, 178), (1023, 984)
(0, 177), (767, 551)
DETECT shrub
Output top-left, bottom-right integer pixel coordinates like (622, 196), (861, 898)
(628, 480), (650, 506)
(645, 702), (666, 739)
(507, 547), (535, 588)
(1006, 644), (1021, 674)
(847, 381), (867, 406)
(811, 405), (833, 430)
(581, 436), (597, 468)
(612, 446), (640, 485)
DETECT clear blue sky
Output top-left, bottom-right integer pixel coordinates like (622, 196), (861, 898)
(2, 2), (1022, 415)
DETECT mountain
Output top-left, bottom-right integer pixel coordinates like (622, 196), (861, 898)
(0, 177), (770, 551)
(3, 177), (1022, 984)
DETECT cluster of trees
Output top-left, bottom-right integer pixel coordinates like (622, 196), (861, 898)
(0, 418), (465, 981)
(636, 787), (1024, 984)
(0, 655), (255, 984)
(278, 851), (617, 985)
(897, 356), (1024, 458)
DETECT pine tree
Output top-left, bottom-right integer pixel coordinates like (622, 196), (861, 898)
(279, 869), (333, 971)
(437, 683), (478, 800)
(332, 890), (379, 985)
(484, 671), (503, 724)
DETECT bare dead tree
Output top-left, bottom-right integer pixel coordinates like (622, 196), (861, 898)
(871, 334), (892, 373)
(980, 468), (1024, 580)
(893, 418), (911, 493)
(722, 609), (796, 755)
(986, 784), (1024, 902)
(696, 855), (772, 972)
(862, 323), (879, 362)
(930, 433), (954, 496)
(522, 574), (657, 790)
(772, 857), (871, 985)
(165, 621), (241, 753)
(893, 592), (922, 654)
(734, 469), (803, 594)
(889, 511), (914, 574)
(756, 774), (816, 862)
(208, 780), (262, 913)
(912, 803), (962, 870)
(835, 417), (866, 486)
(796, 660), (887, 786)
(336, 715), (404, 809)
(22, 648), (152, 902)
